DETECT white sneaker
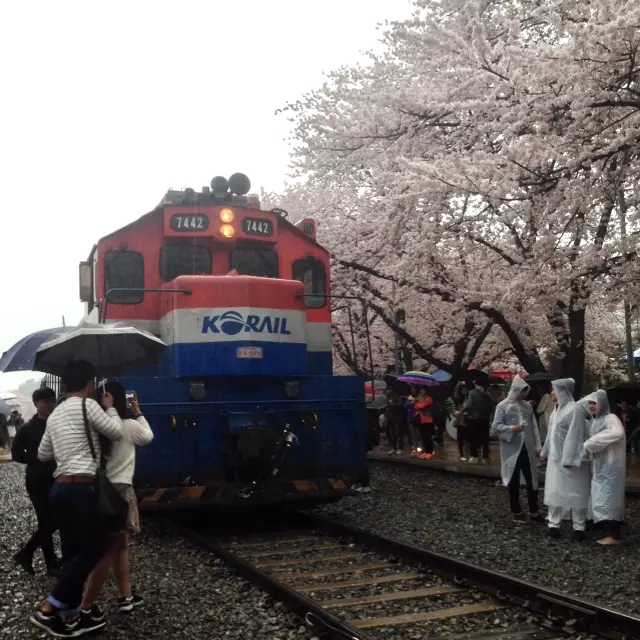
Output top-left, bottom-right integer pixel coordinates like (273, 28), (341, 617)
(468, 457), (479, 464)
(387, 449), (396, 455)
(459, 457), (468, 462)
(395, 449), (403, 455)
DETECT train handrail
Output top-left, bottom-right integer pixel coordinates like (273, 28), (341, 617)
(98, 287), (192, 323)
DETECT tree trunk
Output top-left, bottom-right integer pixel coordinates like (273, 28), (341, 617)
(559, 307), (586, 394)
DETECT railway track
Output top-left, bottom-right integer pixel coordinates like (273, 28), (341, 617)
(164, 512), (640, 640)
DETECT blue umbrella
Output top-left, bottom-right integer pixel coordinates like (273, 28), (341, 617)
(0, 327), (75, 373)
(430, 369), (452, 382)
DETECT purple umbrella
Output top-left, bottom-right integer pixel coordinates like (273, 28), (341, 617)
(397, 371), (440, 388)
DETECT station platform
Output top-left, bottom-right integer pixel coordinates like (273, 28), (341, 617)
(369, 437), (640, 494)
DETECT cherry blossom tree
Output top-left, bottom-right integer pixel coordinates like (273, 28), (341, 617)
(279, 0), (640, 390)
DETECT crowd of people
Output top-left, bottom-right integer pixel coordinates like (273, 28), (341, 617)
(9, 360), (153, 637)
(0, 408), (25, 449)
(378, 375), (628, 545)
(380, 380), (496, 463)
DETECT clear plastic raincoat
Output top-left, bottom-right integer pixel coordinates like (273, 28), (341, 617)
(583, 390), (626, 523)
(491, 376), (541, 488)
(541, 379), (590, 509)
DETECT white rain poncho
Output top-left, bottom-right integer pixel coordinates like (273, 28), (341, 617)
(491, 376), (541, 488)
(583, 390), (626, 523)
(541, 379), (590, 509)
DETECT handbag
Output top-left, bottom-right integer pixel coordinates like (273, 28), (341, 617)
(82, 398), (129, 533)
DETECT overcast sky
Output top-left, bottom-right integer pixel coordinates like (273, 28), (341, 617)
(0, 0), (412, 391)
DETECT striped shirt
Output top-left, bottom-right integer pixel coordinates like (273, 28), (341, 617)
(38, 396), (123, 477)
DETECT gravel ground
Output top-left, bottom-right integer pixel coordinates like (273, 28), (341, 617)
(0, 462), (317, 640)
(319, 463), (640, 614)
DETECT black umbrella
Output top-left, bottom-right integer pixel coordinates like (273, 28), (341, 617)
(464, 371), (505, 386)
(606, 382), (640, 405)
(525, 372), (558, 383)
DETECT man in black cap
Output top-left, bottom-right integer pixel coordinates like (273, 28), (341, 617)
(11, 387), (61, 576)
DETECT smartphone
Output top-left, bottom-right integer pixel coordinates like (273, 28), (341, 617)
(126, 391), (135, 408)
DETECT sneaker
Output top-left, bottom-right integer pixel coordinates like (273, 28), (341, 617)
(14, 551), (35, 576)
(30, 610), (105, 638)
(513, 512), (527, 523)
(117, 594), (144, 613)
(424, 453), (435, 460)
(459, 457), (468, 462)
(387, 449), (396, 455)
(572, 530), (587, 542)
(359, 485), (372, 493)
(547, 527), (561, 539)
(468, 457), (479, 464)
(81, 603), (106, 623)
(395, 449), (403, 455)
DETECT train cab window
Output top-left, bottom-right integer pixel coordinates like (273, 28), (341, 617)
(160, 244), (212, 281)
(230, 247), (279, 278)
(104, 250), (144, 304)
(292, 257), (326, 308)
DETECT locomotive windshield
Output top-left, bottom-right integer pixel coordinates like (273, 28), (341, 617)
(293, 257), (326, 308)
(104, 250), (144, 304)
(160, 244), (212, 281)
(230, 247), (279, 278)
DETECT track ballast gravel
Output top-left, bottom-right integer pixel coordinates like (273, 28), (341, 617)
(319, 462), (640, 615)
(0, 462), (316, 640)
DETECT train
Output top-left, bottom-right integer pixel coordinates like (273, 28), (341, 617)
(74, 173), (367, 509)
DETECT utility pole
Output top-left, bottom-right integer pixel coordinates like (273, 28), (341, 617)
(619, 190), (636, 382)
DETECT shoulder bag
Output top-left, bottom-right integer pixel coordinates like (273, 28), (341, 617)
(82, 398), (129, 533)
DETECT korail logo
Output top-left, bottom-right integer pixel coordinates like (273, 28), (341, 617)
(202, 311), (292, 336)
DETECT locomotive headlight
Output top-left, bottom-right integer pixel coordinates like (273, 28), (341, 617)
(220, 224), (235, 239)
(220, 208), (235, 223)
(284, 381), (300, 399)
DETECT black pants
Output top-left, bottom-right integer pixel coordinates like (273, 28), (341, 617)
(434, 418), (446, 445)
(388, 420), (407, 450)
(418, 422), (434, 454)
(48, 482), (107, 613)
(468, 418), (490, 458)
(457, 424), (467, 457)
(21, 477), (57, 566)
(508, 445), (538, 514)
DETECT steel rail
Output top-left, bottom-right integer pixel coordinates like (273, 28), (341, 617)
(300, 512), (640, 640)
(161, 517), (374, 640)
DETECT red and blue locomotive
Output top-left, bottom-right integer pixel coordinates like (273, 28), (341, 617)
(78, 173), (366, 508)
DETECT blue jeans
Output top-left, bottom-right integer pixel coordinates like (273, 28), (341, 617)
(48, 482), (106, 613)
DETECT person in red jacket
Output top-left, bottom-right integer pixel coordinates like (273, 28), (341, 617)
(414, 387), (435, 460)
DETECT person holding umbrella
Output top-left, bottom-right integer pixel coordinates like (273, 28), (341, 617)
(30, 361), (124, 637)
